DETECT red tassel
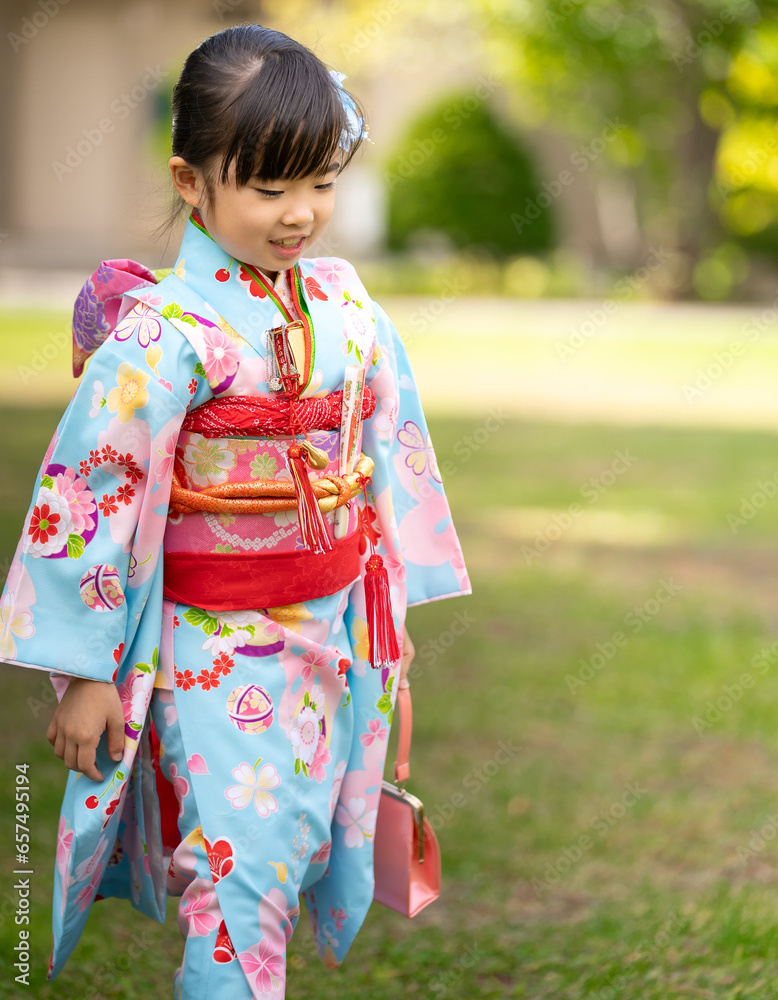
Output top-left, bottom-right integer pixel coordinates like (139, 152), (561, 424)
(287, 444), (332, 554)
(364, 553), (400, 669)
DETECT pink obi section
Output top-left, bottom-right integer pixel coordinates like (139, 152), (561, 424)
(163, 429), (362, 611)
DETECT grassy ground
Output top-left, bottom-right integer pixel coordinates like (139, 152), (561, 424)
(5, 399), (778, 998)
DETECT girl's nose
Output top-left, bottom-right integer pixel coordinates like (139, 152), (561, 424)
(281, 197), (314, 228)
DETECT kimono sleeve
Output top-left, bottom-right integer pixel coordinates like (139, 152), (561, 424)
(362, 302), (470, 607)
(0, 311), (201, 682)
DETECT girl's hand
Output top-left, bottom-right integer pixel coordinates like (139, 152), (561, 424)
(46, 678), (125, 782)
(399, 625), (415, 689)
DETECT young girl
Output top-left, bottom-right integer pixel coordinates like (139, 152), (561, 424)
(1, 24), (469, 998)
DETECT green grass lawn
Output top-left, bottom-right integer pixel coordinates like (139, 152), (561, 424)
(5, 397), (778, 997)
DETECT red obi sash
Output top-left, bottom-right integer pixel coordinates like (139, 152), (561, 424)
(163, 531), (361, 611)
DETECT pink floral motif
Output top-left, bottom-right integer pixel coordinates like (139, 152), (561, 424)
(52, 468), (97, 534)
(310, 839), (331, 865)
(155, 433), (177, 484)
(335, 797), (377, 848)
(187, 753), (210, 774)
(239, 937), (285, 993)
(359, 717), (388, 748)
(181, 882), (219, 937)
(313, 258), (350, 287)
(329, 907), (347, 932)
(308, 735), (332, 784)
(56, 816), (74, 876)
(168, 763), (190, 816)
(201, 326), (242, 386)
(225, 762), (281, 817)
(299, 648), (330, 683)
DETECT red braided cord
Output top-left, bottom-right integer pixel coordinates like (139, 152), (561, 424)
(182, 387), (376, 438)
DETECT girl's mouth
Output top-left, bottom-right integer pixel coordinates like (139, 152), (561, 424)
(270, 236), (306, 257)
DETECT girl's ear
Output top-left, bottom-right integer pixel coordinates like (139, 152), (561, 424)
(169, 156), (205, 208)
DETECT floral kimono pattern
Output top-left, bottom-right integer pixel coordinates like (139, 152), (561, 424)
(0, 216), (470, 995)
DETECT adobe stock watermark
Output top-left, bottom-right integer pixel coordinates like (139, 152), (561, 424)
(341, 0), (402, 58)
(427, 739), (522, 831)
(408, 610), (476, 675)
(429, 942), (483, 997)
(521, 449), (638, 565)
(682, 288), (778, 402)
(8, 0), (71, 53)
(725, 473), (778, 533)
(566, 578), (682, 694)
(17, 325), (70, 384)
(736, 808), (778, 864)
(385, 75), (500, 191)
(403, 276), (468, 339)
(673, 0), (749, 71)
(588, 910), (686, 1000)
(556, 247), (673, 360)
(511, 117), (626, 235)
(692, 639), (778, 735)
(52, 65), (167, 181)
(528, 779), (648, 897)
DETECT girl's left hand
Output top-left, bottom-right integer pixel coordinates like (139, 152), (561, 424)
(399, 625), (415, 689)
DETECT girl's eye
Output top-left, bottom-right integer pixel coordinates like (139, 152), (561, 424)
(315, 181), (336, 191)
(256, 188), (283, 198)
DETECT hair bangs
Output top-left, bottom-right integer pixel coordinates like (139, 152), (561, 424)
(219, 52), (350, 186)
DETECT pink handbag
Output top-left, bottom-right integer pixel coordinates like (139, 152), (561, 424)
(373, 685), (441, 916)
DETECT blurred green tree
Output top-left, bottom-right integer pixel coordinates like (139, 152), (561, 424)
(385, 95), (555, 257)
(473, 0), (778, 296)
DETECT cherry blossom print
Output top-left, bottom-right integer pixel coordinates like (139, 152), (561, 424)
(359, 718), (388, 748)
(56, 817), (74, 876)
(308, 734), (332, 783)
(182, 438), (237, 489)
(186, 753), (210, 775)
(225, 761), (281, 817)
(201, 326), (242, 388)
(329, 907), (347, 932)
(335, 797), (378, 848)
(180, 881), (219, 937)
(88, 380), (106, 419)
(398, 421), (442, 481)
(299, 648), (330, 683)
(310, 839), (332, 866)
(373, 396), (398, 441)
(154, 434), (178, 483)
(313, 258), (350, 287)
(290, 707), (321, 770)
(105, 363), (150, 424)
(0, 590), (34, 660)
(239, 937), (285, 993)
(168, 763), (190, 817)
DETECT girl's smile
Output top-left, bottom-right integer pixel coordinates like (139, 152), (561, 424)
(169, 157), (340, 278)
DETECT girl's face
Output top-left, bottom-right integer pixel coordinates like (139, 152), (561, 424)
(169, 156), (340, 278)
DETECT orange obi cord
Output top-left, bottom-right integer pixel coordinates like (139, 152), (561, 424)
(163, 532), (362, 611)
(169, 454), (374, 516)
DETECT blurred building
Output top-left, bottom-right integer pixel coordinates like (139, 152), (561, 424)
(0, 0), (611, 276)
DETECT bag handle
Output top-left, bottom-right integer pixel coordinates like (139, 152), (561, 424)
(393, 683), (412, 785)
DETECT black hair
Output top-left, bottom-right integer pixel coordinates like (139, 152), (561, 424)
(171, 24), (364, 194)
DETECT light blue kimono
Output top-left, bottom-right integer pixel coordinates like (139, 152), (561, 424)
(0, 216), (470, 995)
